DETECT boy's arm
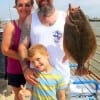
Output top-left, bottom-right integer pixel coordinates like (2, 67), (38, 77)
(57, 90), (66, 100)
(57, 74), (67, 100)
(18, 85), (32, 100)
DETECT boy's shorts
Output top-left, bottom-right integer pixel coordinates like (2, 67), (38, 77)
(7, 73), (26, 88)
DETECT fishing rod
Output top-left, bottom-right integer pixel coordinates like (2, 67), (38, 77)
(9, 3), (12, 21)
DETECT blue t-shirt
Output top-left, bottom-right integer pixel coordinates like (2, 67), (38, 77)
(27, 68), (67, 100)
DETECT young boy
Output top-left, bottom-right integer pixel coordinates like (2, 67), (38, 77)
(18, 44), (67, 100)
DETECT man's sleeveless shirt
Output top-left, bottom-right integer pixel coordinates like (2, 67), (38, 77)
(30, 10), (70, 83)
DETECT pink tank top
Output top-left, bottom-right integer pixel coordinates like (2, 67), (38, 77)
(7, 20), (23, 74)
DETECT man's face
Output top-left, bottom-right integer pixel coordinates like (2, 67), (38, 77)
(36, 0), (54, 16)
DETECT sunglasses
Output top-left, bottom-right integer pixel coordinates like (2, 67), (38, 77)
(16, 3), (32, 8)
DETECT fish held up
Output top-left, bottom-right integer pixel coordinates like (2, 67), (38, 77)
(63, 4), (97, 75)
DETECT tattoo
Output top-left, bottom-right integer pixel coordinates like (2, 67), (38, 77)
(19, 21), (31, 71)
(20, 21), (30, 44)
(19, 16), (31, 72)
(21, 58), (29, 72)
(19, 51), (29, 72)
(18, 44), (29, 69)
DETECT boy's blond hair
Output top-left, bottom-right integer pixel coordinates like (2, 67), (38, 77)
(28, 44), (48, 57)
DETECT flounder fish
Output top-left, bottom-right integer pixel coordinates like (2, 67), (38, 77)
(63, 4), (97, 75)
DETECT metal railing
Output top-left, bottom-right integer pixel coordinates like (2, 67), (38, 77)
(0, 31), (7, 78)
(88, 35), (100, 80)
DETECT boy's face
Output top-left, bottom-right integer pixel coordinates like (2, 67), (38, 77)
(29, 52), (49, 72)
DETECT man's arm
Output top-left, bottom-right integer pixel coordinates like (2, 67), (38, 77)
(18, 15), (39, 85)
(18, 18), (30, 72)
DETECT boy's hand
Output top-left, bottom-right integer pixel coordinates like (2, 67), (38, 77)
(18, 85), (32, 100)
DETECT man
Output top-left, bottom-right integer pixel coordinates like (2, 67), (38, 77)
(18, 0), (70, 87)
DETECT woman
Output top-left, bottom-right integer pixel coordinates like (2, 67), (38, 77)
(1, 0), (34, 100)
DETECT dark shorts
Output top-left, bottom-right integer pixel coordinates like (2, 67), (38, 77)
(7, 73), (26, 88)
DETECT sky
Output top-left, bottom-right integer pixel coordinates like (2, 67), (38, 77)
(0, 0), (100, 20)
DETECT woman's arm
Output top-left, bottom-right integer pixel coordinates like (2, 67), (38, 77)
(1, 22), (19, 60)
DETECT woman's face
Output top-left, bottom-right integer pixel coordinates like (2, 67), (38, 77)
(16, 0), (33, 19)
